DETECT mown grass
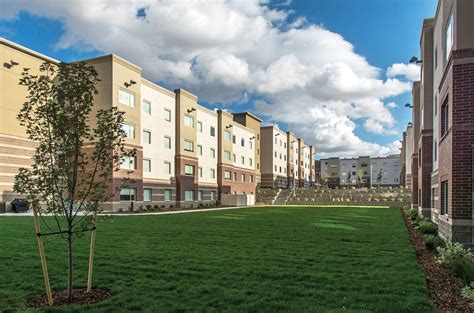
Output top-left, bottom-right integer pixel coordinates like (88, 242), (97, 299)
(0, 206), (434, 312)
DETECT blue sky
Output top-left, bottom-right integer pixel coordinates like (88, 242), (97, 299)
(0, 0), (437, 158)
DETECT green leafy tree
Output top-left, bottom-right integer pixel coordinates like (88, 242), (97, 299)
(356, 169), (364, 188)
(347, 170), (352, 185)
(376, 169), (383, 189)
(13, 61), (136, 299)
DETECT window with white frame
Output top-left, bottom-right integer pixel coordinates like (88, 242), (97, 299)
(143, 130), (151, 144)
(210, 148), (216, 158)
(249, 158), (253, 167)
(164, 189), (172, 201)
(164, 161), (171, 174)
(241, 156), (245, 164)
(197, 190), (203, 201)
(142, 100), (151, 114)
(164, 136), (171, 149)
(224, 170), (231, 180)
(198, 167), (203, 178)
(241, 138), (245, 147)
(184, 115), (194, 128)
(210, 168), (216, 179)
(185, 190), (194, 201)
(210, 126), (215, 137)
(184, 139), (194, 152)
(197, 145), (203, 156)
(122, 123), (135, 139)
(197, 121), (203, 132)
(120, 156), (136, 170)
(446, 13), (454, 61)
(119, 89), (135, 107)
(143, 159), (151, 172)
(224, 150), (231, 161)
(184, 164), (194, 176)
(120, 188), (136, 201)
(224, 130), (231, 141)
(143, 188), (152, 201)
(164, 108), (172, 122)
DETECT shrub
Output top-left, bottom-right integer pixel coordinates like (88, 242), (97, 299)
(436, 242), (472, 268)
(416, 220), (438, 235)
(407, 208), (420, 222)
(461, 282), (474, 309)
(146, 204), (152, 210)
(452, 257), (474, 284)
(423, 234), (445, 251)
(153, 205), (159, 210)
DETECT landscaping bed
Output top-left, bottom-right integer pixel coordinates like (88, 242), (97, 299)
(401, 208), (471, 312)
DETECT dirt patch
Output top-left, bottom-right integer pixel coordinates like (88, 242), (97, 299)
(401, 209), (471, 312)
(26, 288), (111, 308)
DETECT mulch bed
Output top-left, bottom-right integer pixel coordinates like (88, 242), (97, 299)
(401, 209), (471, 312)
(26, 288), (111, 308)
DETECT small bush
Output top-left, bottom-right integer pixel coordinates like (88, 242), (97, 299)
(407, 209), (420, 222)
(416, 220), (438, 235)
(153, 205), (159, 210)
(452, 257), (474, 284)
(461, 282), (474, 309)
(146, 204), (152, 210)
(423, 234), (445, 251)
(437, 242), (472, 268)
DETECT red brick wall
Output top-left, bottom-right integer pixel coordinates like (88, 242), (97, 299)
(411, 155), (419, 206)
(418, 133), (433, 210)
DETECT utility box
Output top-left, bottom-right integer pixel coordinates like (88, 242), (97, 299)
(11, 199), (29, 213)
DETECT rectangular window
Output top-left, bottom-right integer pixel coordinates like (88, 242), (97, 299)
(184, 115), (194, 128)
(441, 181), (448, 215)
(249, 140), (253, 150)
(241, 138), (245, 147)
(233, 172), (237, 181)
(197, 145), (203, 156)
(232, 135), (236, 144)
(242, 174), (246, 182)
(250, 175), (254, 183)
(120, 156), (136, 170)
(210, 148), (216, 158)
(118, 89), (135, 107)
(164, 136), (171, 149)
(143, 159), (151, 172)
(249, 158), (253, 166)
(232, 154), (236, 162)
(224, 130), (231, 141)
(120, 188), (136, 201)
(164, 161), (171, 174)
(185, 190), (194, 201)
(210, 169), (216, 179)
(142, 100), (151, 114)
(197, 121), (203, 132)
(122, 123), (135, 139)
(224, 150), (231, 161)
(164, 189), (172, 201)
(224, 171), (231, 180)
(441, 97), (449, 136)
(184, 164), (194, 176)
(184, 139), (194, 152)
(197, 190), (203, 201)
(210, 191), (216, 201)
(143, 188), (152, 201)
(198, 167), (203, 178)
(241, 156), (245, 164)
(164, 108), (172, 122)
(210, 126), (215, 137)
(446, 13), (453, 61)
(143, 130), (151, 144)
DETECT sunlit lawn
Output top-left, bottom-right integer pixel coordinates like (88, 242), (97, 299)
(0, 206), (434, 312)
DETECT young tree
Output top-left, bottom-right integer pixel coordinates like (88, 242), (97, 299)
(347, 170), (352, 186)
(376, 169), (383, 189)
(356, 169), (364, 188)
(13, 61), (136, 299)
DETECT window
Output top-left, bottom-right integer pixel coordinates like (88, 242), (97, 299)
(274, 137), (277, 144)
(241, 156), (245, 164)
(210, 148), (216, 158)
(197, 190), (203, 201)
(185, 190), (194, 201)
(446, 13), (453, 61)
(143, 130), (151, 144)
(441, 181), (448, 215)
(164, 162), (172, 174)
(210, 126), (215, 137)
(198, 167), (203, 178)
(224, 130), (231, 141)
(164, 109), (172, 122)
(184, 115), (194, 128)
(433, 139), (438, 162)
(210, 191), (216, 201)
(143, 159), (151, 172)
(224, 170), (231, 180)
(142, 100), (151, 114)
(118, 90), (135, 107)
(197, 145), (203, 156)
(224, 150), (231, 161)
(122, 123), (135, 139)
(120, 156), (136, 170)
(232, 154), (236, 162)
(241, 138), (245, 147)
(210, 168), (216, 179)
(441, 97), (449, 136)
(184, 139), (194, 152)
(233, 172), (237, 181)
(249, 141), (253, 150)
(120, 188), (136, 201)
(249, 158), (253, 166)
(164, 136), (171, 149)
(184, 164), (194, 176)
(164, 189), (172, 201)
(197, 121), (203, 132)
(250, 175), (254, 183)
(242, 174), (246, 182)
(143, 188), (152, 202)
(232, 135), (236, 144)
(274, 165), (277, 172)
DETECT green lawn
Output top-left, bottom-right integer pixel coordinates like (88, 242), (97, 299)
(0, 206), (434, 312)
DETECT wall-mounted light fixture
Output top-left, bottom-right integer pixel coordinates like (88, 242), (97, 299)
(409, 56), (422, 64)
(250, 136), (255, 140)
(3, 59), (20, 69)
(187, 107), (196, 113)
(226, 124), (233, 129)
(405, 103), (413, 108)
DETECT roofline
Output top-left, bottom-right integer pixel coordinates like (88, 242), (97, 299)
(232, 111), (263, 122)
(0, 37), (59, 64)
(141, 78), (175, 98)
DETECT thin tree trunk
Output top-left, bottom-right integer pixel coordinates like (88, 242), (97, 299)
(67, 228), (73, 299)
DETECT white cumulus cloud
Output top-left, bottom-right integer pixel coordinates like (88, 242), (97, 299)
(387, 63), (420, 81)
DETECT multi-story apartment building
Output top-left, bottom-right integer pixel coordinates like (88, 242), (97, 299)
(286, 132), (299, 188)
(298, 139), (313, 187)
(260, 126), (288, 188)
(400, 131), (407, 187)
(403, 0), (474, 246)
(0, 38), (266, 211)
(405, 123), (415, 190)
(320, 157), (340, 188)
(314, 160), (321, 185)
(339, 158), (358, 186)
(370, 155), (401, 187)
